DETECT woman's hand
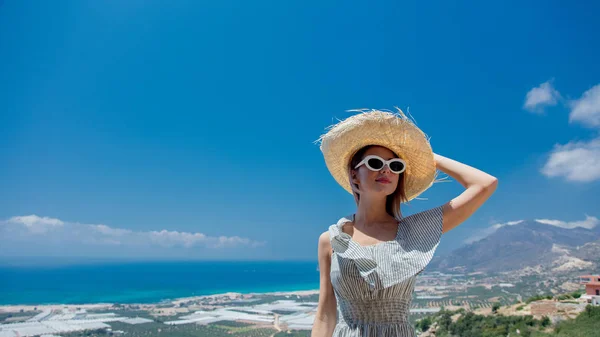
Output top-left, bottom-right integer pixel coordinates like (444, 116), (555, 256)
(433, 152), (498, 233)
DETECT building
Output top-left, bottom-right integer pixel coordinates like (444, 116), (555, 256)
(579, 275), (600, 296)
(579, 275), (600, 305)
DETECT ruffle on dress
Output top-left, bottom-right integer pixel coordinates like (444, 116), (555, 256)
(328, 206), (444, 290)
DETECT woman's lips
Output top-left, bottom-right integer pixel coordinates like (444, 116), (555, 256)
(376, 178), (391, 184)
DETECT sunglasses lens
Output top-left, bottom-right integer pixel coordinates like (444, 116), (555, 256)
(367, 158), (384, 170)
(389, 161), (405, 173)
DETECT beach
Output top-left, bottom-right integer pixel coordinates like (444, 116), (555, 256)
(0, 289), (320, 314)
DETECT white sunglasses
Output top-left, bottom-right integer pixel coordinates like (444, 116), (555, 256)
(355, 155), (406, 174)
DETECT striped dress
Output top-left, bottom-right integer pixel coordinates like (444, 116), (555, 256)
(328, 206), (444, 337)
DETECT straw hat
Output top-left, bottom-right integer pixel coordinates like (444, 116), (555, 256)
(317, 108), (438, 202)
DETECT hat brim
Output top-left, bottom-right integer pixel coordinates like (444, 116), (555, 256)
(318, 109), (437, 202)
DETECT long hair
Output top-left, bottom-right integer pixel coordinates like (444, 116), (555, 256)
(348, 145), (407, 220)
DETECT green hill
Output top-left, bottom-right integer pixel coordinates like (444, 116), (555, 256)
(416, 304), (600, 337)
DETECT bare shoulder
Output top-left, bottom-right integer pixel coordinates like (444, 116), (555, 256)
(319, 231), (331, 243)
(318, 231), (332, 257)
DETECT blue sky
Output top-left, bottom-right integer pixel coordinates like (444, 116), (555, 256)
(1, 1), (599, 263)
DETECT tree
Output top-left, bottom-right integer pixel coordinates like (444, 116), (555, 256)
(438, 311), (452, 332)
(417, 317), (432, 332)
(584, 304), (600, 318)
(540, 316), (551, 327)
(492, 303), (501, 313)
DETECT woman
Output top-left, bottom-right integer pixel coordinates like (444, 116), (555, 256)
(312, 109), (497, 337)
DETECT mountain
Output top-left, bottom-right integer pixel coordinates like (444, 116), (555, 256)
(573, 240), (600, 264)
(429, 220), (600, 273)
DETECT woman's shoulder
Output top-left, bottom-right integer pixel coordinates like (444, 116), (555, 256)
(319, 230), (331, 244)
(318, 231), (333, 258)
(318, 217), (349, 254)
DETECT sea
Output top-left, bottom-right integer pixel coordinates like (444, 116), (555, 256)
(0, 260), (320, 305)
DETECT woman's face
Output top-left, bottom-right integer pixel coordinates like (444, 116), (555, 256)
(351, 146), (400, 196)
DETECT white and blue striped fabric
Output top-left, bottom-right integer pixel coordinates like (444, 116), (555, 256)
(328, 205), (444, 337)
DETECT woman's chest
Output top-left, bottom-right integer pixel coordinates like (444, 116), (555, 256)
(330, 253), (416, 297)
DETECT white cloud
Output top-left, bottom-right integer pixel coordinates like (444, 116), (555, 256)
(535, 215), (599, 229)
(7, 215), (64, 234)
(541, 137), (600, 182)
(217, 235), (262, 248)
(524, 80), (561, 113)
(148, 229), (208, 248)
(91, 224), (132, 237)
(569, 84), (600, 128)
(1, 215), (265, 250)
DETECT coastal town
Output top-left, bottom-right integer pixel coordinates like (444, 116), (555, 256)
(1, 271), (598, 337)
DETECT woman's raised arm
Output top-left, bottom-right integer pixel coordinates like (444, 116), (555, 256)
(434, 153), (498, 233)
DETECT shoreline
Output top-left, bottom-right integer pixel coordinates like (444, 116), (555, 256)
(0, 289), (320, 313)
